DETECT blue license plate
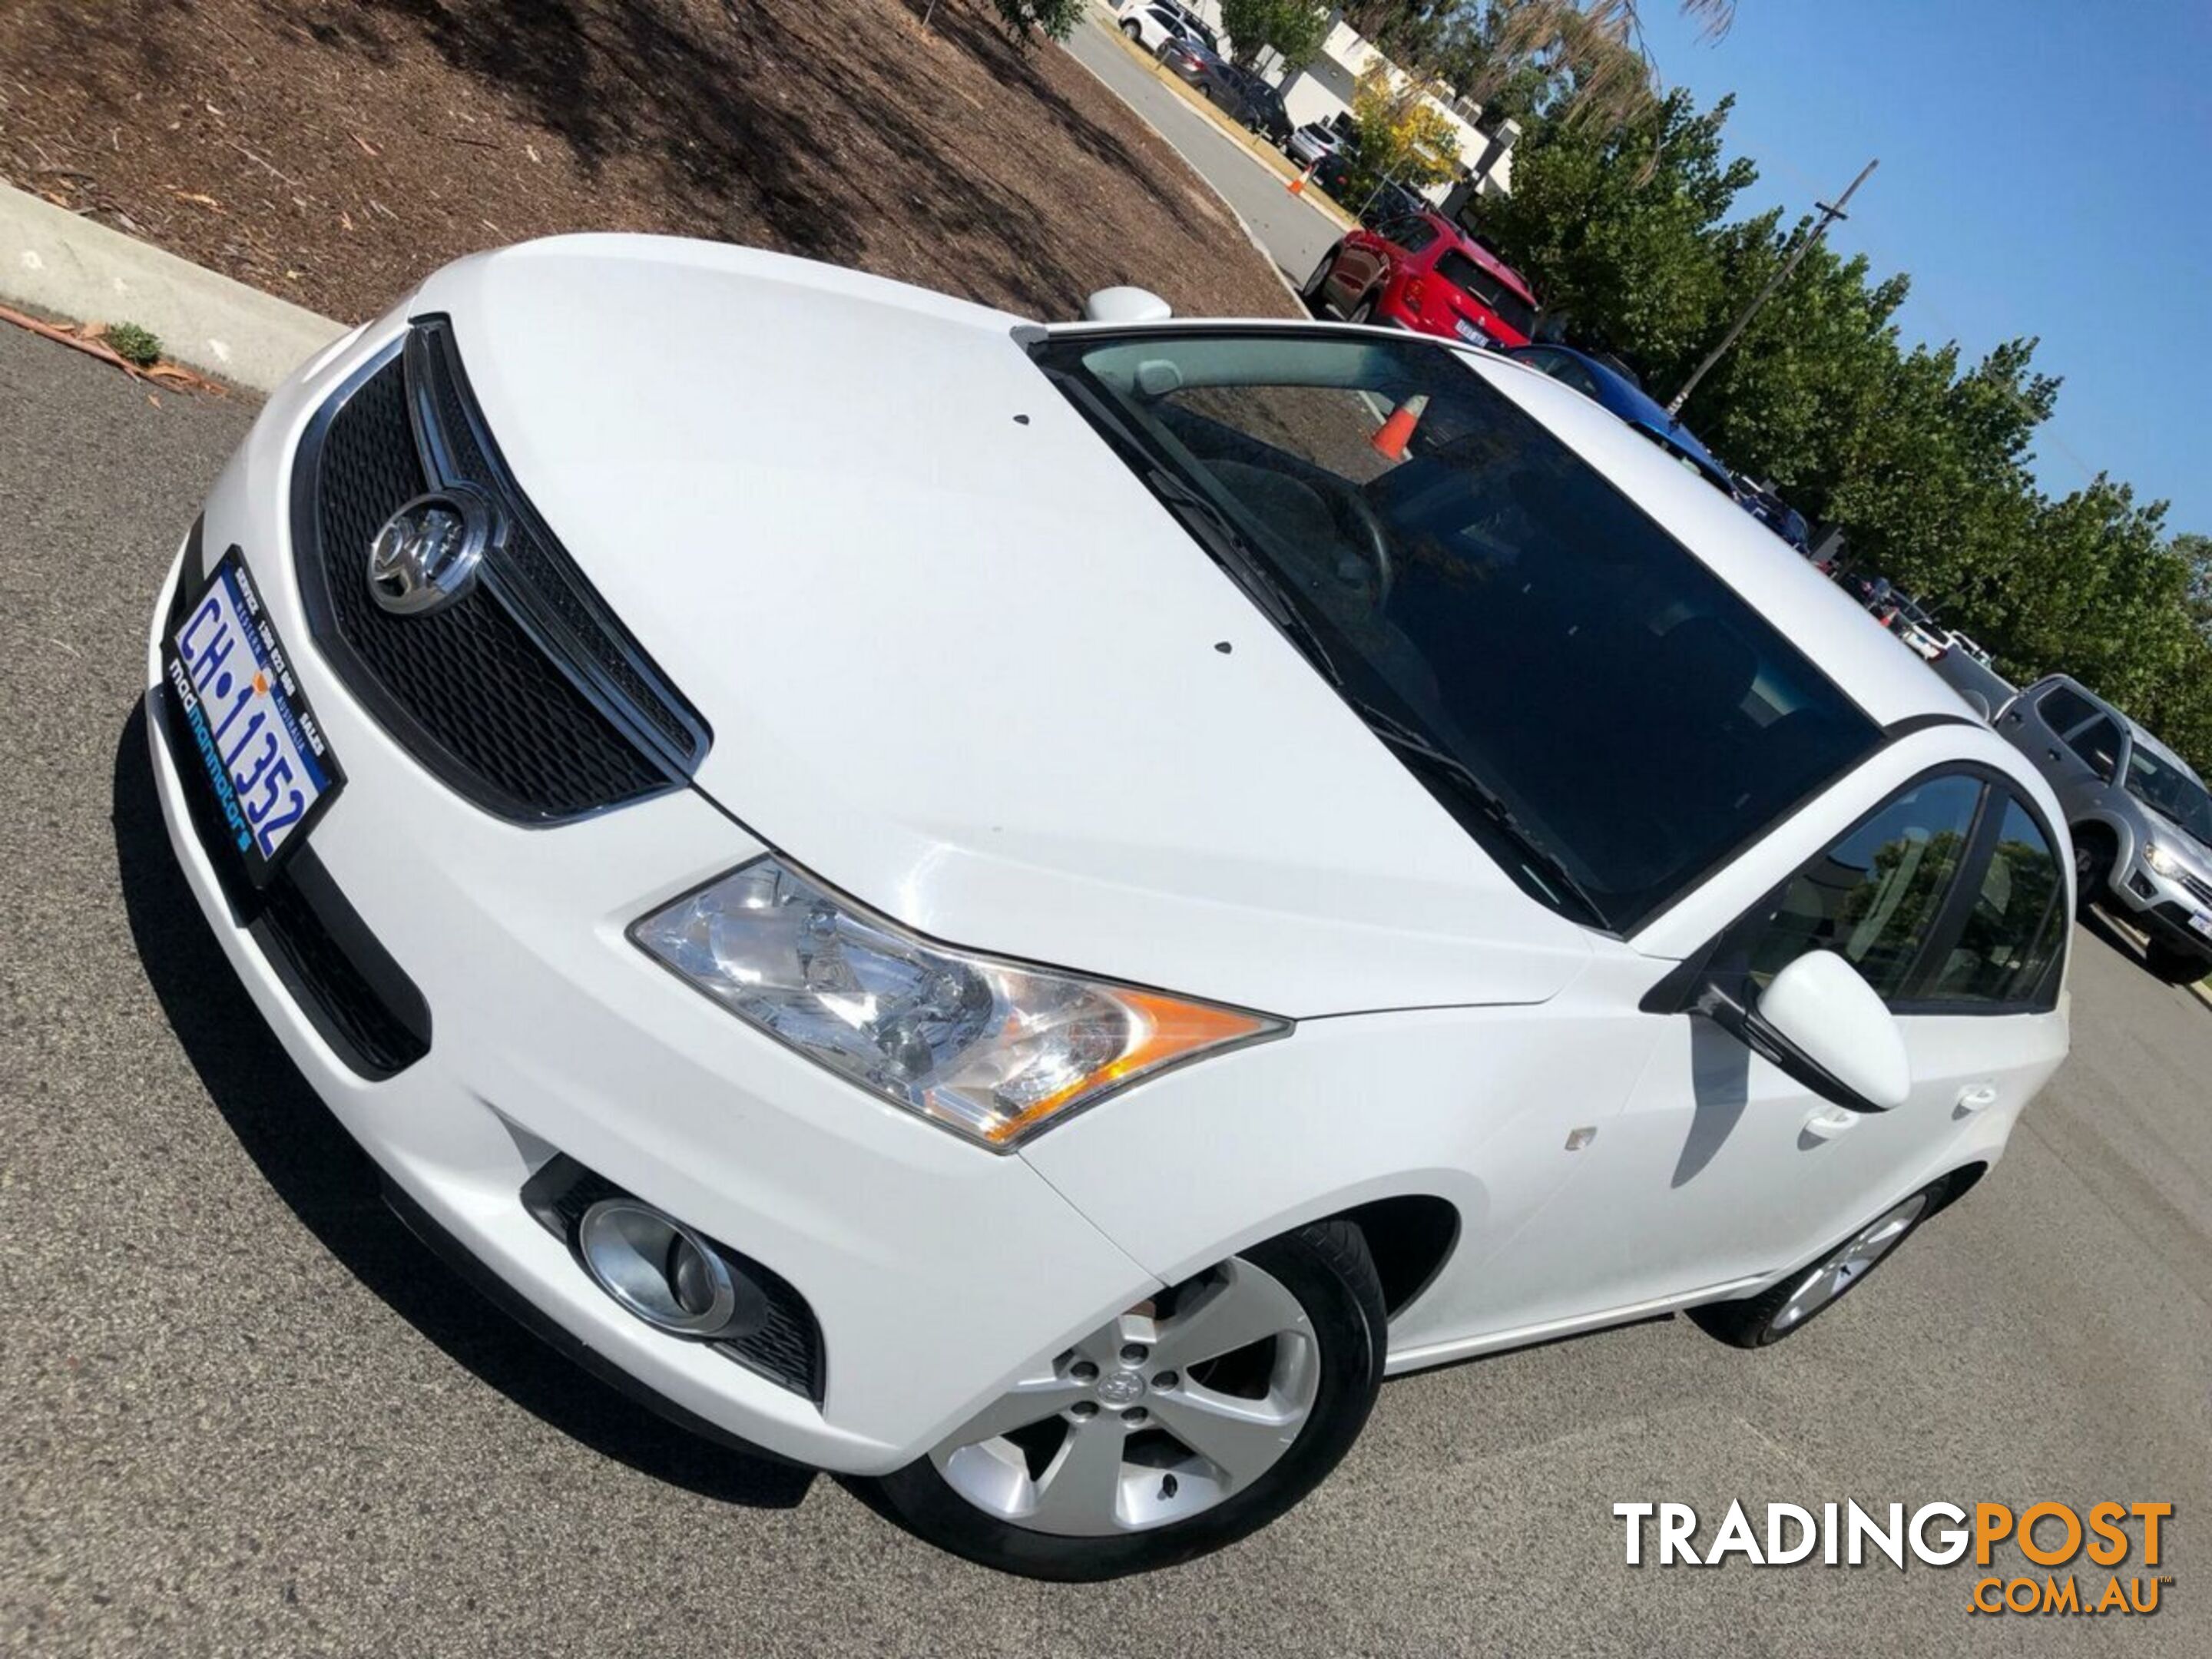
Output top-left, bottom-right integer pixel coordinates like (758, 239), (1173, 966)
(164, 550), (343, 886)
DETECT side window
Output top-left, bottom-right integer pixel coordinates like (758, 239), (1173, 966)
(2064, 715), (2123, 782)
(2035, 684), (2094, 733)
(1556, 360), (1601, 399)
(1743, 775), (1985, 1002)
(1924, 793), (2065, 1006)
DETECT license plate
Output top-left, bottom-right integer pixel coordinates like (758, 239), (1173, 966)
(2191, 911), (2212, 939)
(1453, 318), (1488, 346)
(163, 550), (343, 886)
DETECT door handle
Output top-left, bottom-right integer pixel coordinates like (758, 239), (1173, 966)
(1955, 1084), (1998, 1114)
(2045, 748), (2062, 762)
(1801, 1104), (1859, 1142)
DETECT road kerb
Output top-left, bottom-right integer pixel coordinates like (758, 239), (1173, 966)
(0, 179), (344, 392)
(1092, 15), (1359, 233)
(1063, 21), (1310, 310)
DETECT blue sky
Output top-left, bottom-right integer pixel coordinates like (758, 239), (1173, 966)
(1633, 0), (2211, 538)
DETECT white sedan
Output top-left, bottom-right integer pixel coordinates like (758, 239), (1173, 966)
(147, 237), (2071, 1580)
(1116, 0), (1215, 55)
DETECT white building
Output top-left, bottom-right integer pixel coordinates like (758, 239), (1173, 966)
(1272, 15), (1520, 201)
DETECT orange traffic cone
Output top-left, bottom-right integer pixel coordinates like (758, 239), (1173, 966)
(1288, 160), (1316, 196)
(1371, 393), (1429, 462)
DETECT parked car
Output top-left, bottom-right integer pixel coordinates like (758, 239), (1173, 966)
(1356, 179), (1432, 227)
(1117, 0), (1217, 55)
(1948, 631), (1994, 667)
(1195, 60), (1291, 145)
(1502, 343), (1737, 498)
(1301, 210), (1541, 347)
(1286, 120), (1348, 167)
(1889, 594), (1950, 662)
(1738, 482), (1812, 552)
(1156, 33), (1219, 86)
(1926, 639), (2015, 724)
(1997, 675), (2212, 982)
(147, 240), (2071, 1581)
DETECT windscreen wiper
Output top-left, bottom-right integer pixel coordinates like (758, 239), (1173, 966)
(1144, 468), (1349, 690)
(1347, 697), (1610, 928)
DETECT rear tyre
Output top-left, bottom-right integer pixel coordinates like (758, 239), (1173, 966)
(1121, 21), (1141, 40)
(871, 1220), (1387, 1581)
(1688, 1181), (1942, 1349)
(2144, 940), (2211, 985)
(1348, 297), (1376, 326)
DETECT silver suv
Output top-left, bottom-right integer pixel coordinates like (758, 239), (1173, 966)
(1998, 674), (2212, 983)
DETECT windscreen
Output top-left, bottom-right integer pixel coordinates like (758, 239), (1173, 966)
(2125, 746), (2212, 846)
(1038, 330), (1882, 930)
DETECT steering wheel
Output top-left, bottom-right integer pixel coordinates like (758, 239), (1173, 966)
(1313, 475), (1395, 610)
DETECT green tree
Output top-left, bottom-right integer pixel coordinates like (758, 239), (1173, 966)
(1345, 64), (1465, 201)
(2176, 531), (2212, 637)
(988, 0), (1085, 45)
(1482, 88), (1753, 368)
(1218, 0), (1333, 71)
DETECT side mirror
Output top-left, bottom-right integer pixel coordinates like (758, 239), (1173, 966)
(1081, 286), (1173, 324)
(1701, 951), (1910, 1113)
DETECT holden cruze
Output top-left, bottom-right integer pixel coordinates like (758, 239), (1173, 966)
(147, 237), (2071, 1579)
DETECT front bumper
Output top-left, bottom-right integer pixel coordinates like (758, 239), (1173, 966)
(144, 322), (1158, 1475)
(2109, 851), (2212, 958)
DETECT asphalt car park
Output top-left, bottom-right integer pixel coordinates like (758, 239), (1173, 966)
(3, 313), (2210, 1653)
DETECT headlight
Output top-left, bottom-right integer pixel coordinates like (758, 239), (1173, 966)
(2144, 843), (2181, 877)
(631, 857), (1285, 1149)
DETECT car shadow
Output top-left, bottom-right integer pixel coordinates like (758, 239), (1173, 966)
(1673, 1018), (1750, 1187)
(110, 701), (813, 1509)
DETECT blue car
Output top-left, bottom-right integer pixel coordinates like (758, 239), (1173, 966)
(1502, 345), (1740, 499)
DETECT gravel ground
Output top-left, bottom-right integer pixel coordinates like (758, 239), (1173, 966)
(0, 0), (1296, 326)
(1, 321), (2207, 1656)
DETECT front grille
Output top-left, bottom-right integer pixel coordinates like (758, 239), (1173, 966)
(292, 325), (707, 822)
(521, 1156), (826, 1402)
(2180, 868), (2212, 908)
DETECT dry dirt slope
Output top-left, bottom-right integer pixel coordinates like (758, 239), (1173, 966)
(0, 0), (1295, 325)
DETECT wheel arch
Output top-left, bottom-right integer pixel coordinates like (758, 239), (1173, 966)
(1929, 1159), (1988, 1216)
(1333, 1193), (1460, 1321)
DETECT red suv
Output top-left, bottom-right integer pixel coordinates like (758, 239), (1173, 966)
(1301, 211), (1540, 349)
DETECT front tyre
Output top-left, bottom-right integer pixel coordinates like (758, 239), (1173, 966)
(872, 1220), (1387, 1580)
(1299, 244), (1339, 311)
(2144, 940), (2211, 985)
(1688, 1183), (1940, 1348)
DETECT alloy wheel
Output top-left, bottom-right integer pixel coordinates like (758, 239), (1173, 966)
(929, 1259), (1320, 1536)
(1766, 1192), (1929, 1336)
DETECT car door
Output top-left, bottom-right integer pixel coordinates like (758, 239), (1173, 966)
(1323, 224), (1386, 310)
(1464, 757), (2068, 1335)
(2002, 682), (2116, 803)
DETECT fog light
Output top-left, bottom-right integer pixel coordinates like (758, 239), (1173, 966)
(577, 1197), (765, 1339)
